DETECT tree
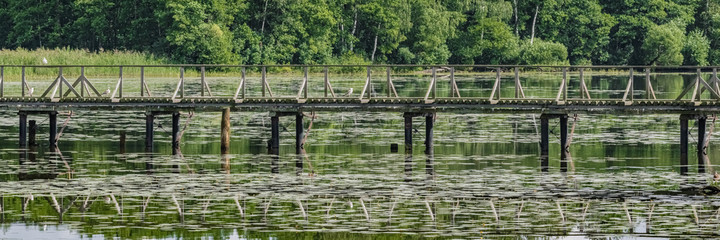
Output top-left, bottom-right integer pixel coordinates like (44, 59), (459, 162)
(535, 0), (615, 64)
(160, 0), (235, 64)
(682, 30), (709, 66)
(641, 23), (684, 65)
(518, 38), (568, 65)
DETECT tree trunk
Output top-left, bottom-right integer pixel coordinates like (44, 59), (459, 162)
(350, 7), (358, 52)
(530, 5), (539, 45)
(260, 0), (269, 35)
(371, 23), (380, 63)
(514, 0), (519, 36)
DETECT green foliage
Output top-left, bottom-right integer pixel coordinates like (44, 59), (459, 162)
(682, 30), (709, 66)
(536, 0), (615, 64)
(161, 0), (235, 64)
(0, 0), (714, 66)
(518, 39), (569, 65)
(641, 23), (684, 65)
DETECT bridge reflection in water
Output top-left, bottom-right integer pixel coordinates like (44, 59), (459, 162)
(2, 64), (720, 172)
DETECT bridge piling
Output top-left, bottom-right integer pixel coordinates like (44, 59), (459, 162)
(404, 113), (413, 153)
(296, 113), (304, 154)
(145, 112), (154, 152)
(680, 115), (689, 174)
(425, 113), (434, 155)
(270, 116), (279, 154)
(28, 120), (36, 146)
(18, 112), (27, 148)
(221, 108), (230, 155)
(540, 116), (549, 172)
(172, 112), (180, 155)
(560, 115), (568, 172)
(697, 116), (707, 173)
(49, 112), (57, 149)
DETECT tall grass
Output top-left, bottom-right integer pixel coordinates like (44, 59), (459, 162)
(0, 48), (179, 78)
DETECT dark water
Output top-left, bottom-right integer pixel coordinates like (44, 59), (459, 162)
(1, 72), (720, 239)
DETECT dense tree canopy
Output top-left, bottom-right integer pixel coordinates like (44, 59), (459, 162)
(1, 0), (718, 65)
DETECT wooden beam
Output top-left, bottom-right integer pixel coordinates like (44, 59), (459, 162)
(622, 68), (634, 104)
(233, 67), (246, 102)
(646, 68), (657, 99)
(489, 68), (501, 102)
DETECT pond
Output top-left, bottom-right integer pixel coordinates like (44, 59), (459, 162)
(0, 71), (719, 239)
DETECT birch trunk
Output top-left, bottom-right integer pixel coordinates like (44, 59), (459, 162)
(530, 5), (539, 45)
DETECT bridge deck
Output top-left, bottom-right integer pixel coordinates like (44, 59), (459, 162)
(1, 64), (719, 114)
(1, 97), (720, 114)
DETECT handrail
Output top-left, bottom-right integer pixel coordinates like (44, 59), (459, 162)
(2, 65), (720, 107)
(1, 64), (720, 69)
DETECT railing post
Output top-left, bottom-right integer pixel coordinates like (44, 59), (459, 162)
(629, 68), (634, 101)
(496, 68), (501, 100)
(80, 67), (85, 97)
(59, 67), (63, 99)
(431, 67), (437, 99)
(387, 67), (391, 98)
(201, 67), (206, 97)
(714, 68), (719, 94)
(579, 68), (585, 99)
(241, 67), (246, 99)
(21, 66), (25, 97)
(303, 67), (308, 99)
(262, 66), (266, 97)
(514, 67), (520, 98)
(141, 67), (145, 97)
(119, 66), (123, 98)
(645, 68), (651, 99)
(179, 67), (184, 98)
(325, 67), (329, 97)
(366, 67), (371, 99)
(562, 67), (567, 101)
(0, 66), (3, 98)
(451, 67), (456, 97)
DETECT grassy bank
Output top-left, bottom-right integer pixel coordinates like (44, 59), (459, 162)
(0, 48), (178, 77)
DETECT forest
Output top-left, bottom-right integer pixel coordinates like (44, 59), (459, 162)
(0, 0), (718, 66)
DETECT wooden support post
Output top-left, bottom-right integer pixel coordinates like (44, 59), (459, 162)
(387, 67), (392, 97)
(496, 68), (501, 100)
(270, 116), (279, 155)
(19, 112), (27, 148)
(172, 112), (180, 155)
(201, 67), (206, 97)
(179, 67), (183, 99)
(680, 115), (689, 175)
(49, 112), (57, 149)
(0, 66), (4, 97)
(514, 67), (520, 98)
(119, 131), (126, 154)
(325, 67), (329, 97)
(221, 108), (231, 155)
(119, 66), (123, 98)
(262, 67), (267, 97)
(21, 67), (26, 97)
(141, 67), (145, 97)
(562, 68), (567, 101)
(698, 116), (707, 173)
(425, 113), (434, 155)
(540, 115), (549, 172)
(404, 113), (413, 154)
(28, 120), (36, 146)
(145, 113), (154, 152)
(296, 113), (304, 154)
(560, 115), (568, 172)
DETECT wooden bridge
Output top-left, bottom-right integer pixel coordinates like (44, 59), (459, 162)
(2, 64), (720, 173)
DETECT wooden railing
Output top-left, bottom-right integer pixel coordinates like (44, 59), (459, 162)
(0, 65), (719, 105)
